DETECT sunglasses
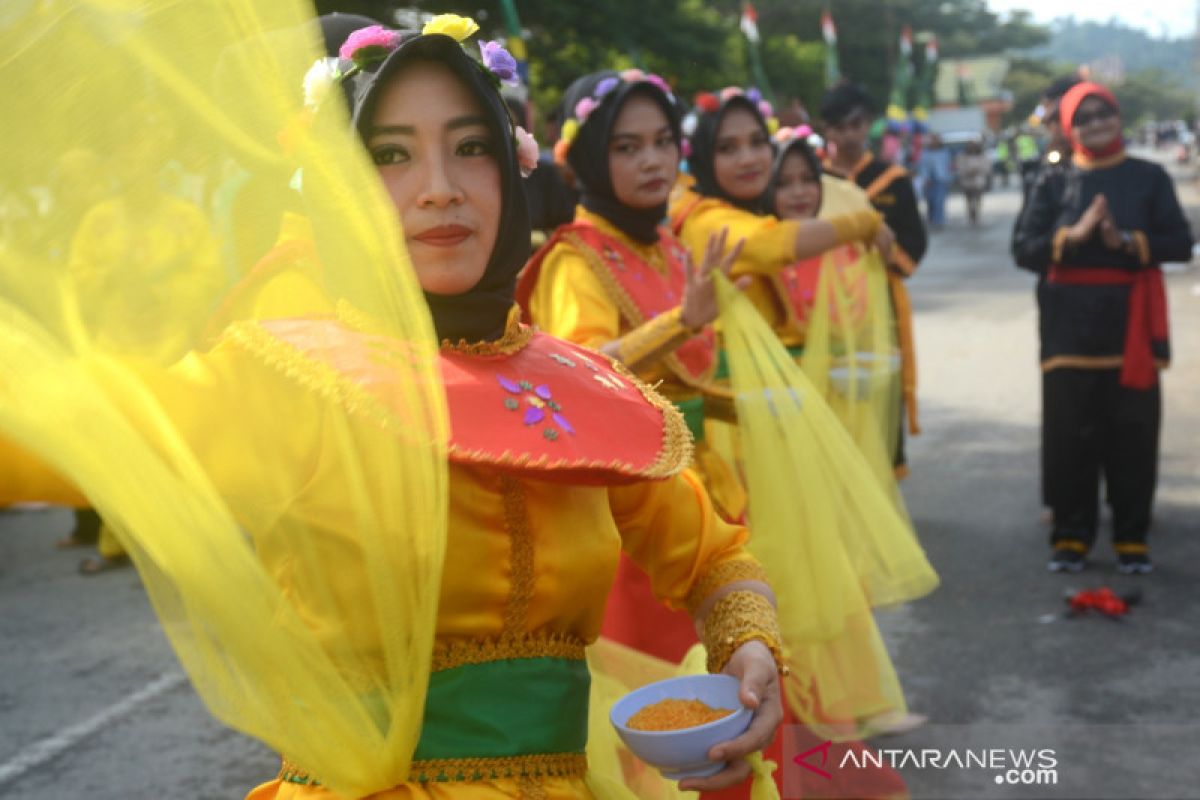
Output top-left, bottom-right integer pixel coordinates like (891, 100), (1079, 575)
(1072, 107), (1116, 127)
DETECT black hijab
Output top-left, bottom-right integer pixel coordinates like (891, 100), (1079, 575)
(346, 31), (531, 343)
(767, 134), (823, 218)
(686, 94), (772, 214)
(561, 71), (681, 244)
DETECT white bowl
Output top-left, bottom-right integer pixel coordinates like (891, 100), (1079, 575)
(609, 674), (752, 780)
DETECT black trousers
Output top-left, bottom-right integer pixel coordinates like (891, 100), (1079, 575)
(1044, 368), (1161, 548)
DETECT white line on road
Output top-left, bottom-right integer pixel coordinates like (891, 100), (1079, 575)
(0, 671), (187, 789)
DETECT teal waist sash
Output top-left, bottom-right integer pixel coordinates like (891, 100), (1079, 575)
(413, 657), (590, 761)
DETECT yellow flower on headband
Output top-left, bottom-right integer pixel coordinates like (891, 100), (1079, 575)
(766, 117), (780, 135)
(560, 118), (580, 144)
(422, 14), (480, 42)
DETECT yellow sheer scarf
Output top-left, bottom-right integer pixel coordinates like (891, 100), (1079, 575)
(714, 272), (936, 737)
(0, 3), (446, 795)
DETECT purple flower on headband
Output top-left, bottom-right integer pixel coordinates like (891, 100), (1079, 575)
(479, 40), (519, 85)
(340, 25), (399, 66)
(594, 76), (620, 98)
(746, 87), (763, 103)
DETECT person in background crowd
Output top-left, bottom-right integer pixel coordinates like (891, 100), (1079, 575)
(955, 138), (990, 226)
(820, 81), (926, 477)
(917, 134), (951, 230)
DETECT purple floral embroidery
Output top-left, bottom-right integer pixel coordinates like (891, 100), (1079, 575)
(499, 374), (575, 438)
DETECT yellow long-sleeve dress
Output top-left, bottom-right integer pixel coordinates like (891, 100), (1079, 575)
(668, 188), (934, 609)
(519, 207), (744, 522)
(1, 295), (765, 800)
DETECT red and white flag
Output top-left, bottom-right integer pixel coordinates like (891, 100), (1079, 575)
(740, 2), (760, 43)
(821, 10), (837, 45)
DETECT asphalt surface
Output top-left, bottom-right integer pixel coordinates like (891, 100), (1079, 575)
(1, 153), (1197, 799)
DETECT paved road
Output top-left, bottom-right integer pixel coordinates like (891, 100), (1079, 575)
(1, 156), (1197, 799)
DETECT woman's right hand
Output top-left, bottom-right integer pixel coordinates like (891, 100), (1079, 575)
(1065, 194), (1108, 246)
(680, 228), (747, 331)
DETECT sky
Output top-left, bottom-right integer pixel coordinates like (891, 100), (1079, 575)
(986, 0), (1197, 39)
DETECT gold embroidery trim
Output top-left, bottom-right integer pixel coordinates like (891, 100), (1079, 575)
(1040, 355), (1170, 372)
(702, 591), (786, 675)
(412, 753), (588, 783)
(864, 163), (907, 200)
(431, 633), (587, 673)
(1114, 542), (1149, 555)
(441, 306), (534, 356)
(224, 321), (407, 435)
(685, 558), (771, 615)
(500, 475), (535, 637)
(603, 353), (694, 479)
(617, 308), (692, 371)
(565, 231), (718, 392)
(1055, 539), (1089, 554)
(278, 753), (588, 786)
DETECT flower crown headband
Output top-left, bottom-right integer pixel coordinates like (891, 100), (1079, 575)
(302, 14), (538, 177)
(690, 86), (780, 134)
(552, 68), (676, 166)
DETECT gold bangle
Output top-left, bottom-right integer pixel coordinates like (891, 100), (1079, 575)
(616, 306), (691, 368)
(828, 210), (881, 246)
(702, 590), (787, 675)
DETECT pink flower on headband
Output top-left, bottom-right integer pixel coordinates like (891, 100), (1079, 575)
(681, 139), (692, 158)
(340, 25), (399, 66)
(514, 126), (539, 178)
(619, 68), (645, 82)
(646, 74), (671, 94)
(720, 86), (743, 101)
(758, 100), (774, 119)
(574, 97), (599, 123)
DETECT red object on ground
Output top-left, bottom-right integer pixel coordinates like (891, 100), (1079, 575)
(1067, 587), (1130, 617)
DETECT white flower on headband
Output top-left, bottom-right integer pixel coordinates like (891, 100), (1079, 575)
(303, 57), (342, 111)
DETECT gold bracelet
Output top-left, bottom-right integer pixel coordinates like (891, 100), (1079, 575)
(828, 210), (882, 246)
(702, 590), (787, 675)
(616, 307), (692, 369)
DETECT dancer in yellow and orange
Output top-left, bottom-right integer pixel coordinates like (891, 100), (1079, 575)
(0, 10), (786, 798)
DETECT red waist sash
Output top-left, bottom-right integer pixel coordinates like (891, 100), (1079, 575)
(1047, 265), (1169, 389)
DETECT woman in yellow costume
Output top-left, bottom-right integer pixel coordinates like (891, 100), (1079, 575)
(516, 69), (750, 663)
(669, 89), (932, 609)
(0, 8), (785, 799)
(766, 128), (907, 513)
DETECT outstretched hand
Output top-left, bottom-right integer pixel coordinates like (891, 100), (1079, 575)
(680, 228), (749, 331)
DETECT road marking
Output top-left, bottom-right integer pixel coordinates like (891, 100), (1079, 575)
(0, 671), (187, 788)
